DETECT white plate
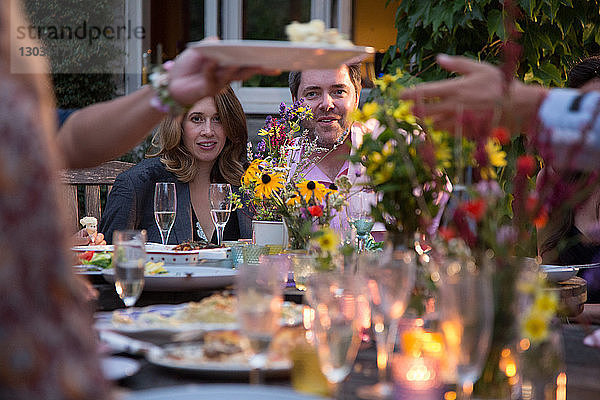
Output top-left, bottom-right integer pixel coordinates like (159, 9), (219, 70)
(541, 265), (579, 283)
(72, 265), (104, 276)
(190, 39), (374, 70)
(102, 266), (236, 291)
(145, 243), (229, 264)
(101, 356), (140, 380)
(95, 303), (238, 334)
(124, 384), (324, 400)
(72, 244), (114, 252)
(146, 344), (290, 378)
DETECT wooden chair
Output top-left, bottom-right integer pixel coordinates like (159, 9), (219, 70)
(60, 160), (134, 231)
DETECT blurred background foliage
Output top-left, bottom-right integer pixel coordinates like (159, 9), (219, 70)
(385, 0), (600, 86)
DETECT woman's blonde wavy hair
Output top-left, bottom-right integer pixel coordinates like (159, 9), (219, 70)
(148, 85), (247, 184)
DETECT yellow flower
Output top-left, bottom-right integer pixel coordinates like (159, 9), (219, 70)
(362, 102), (379, 119)
(242, 159), (264, 185)
(286, 193), (301, 207)
(297, 180), (326, 203)
(392, 101), (416, 124)
(485, 139), (507, 168)
(480, 166), (497, 180)
(314, 228), (339, 253)
(350, 108), (366, 122)
(522, 312), (550, 343)
(532, 292), (558, 316)
(435, 142), (452, 169)
(374, 72), (401, 91)
(373, 162), (395, 185)
(255, 172), (284, 199)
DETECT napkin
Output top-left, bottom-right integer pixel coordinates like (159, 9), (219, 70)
(583, 329), (600, 348)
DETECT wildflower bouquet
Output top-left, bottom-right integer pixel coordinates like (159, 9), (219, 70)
(238, 100), (350, 250)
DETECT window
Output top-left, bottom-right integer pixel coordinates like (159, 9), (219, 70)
(191, 0), (353, 113)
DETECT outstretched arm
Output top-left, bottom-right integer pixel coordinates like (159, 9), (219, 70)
(58, 49), (272, 169)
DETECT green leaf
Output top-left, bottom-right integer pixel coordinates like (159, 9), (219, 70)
(538, 62), (564, 84)
(487, 9), (505, 40)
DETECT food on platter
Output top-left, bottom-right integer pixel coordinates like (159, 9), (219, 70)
(78, 252), (165, 274)
(172, 239), (221, 251)
(286, 19), (353, 47)
(202, 331), (245, 360)
(109, 293), (303, 328)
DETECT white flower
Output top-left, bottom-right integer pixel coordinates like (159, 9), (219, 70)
(80, 216), (98, 228)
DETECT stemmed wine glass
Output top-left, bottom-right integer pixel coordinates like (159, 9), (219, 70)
(347, 190), (376, 253)
(439, 259), (494, 400)
(209, 183), (232, 246)
(154, 182), (176, 245)
(305, 271), (364, 398)
(236, 261), (283, 385)
(356, 248), (417, 399)
(112, 230), (147, 309)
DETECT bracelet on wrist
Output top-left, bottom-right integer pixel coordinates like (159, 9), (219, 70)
(149, 61), (190, 115)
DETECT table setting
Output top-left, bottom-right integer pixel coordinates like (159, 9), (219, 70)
(61, 20), (600, 400)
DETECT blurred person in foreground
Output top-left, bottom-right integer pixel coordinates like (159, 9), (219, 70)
(0, 2), (270, 399)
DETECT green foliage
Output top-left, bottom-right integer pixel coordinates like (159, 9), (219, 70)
(386, 0), (600, 86)
(22, 0), (120, 107)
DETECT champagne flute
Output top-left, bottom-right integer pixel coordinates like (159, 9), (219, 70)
(439, 259), (494, 400)
(347, 190), (376, 253)
(209, 183), (232, 246)
(356, 248), (417, 399)
(113, 230), (147, 308)
(305, 271), (363, 398)
(154, 182), (176, 245)
(236, 261), (283, 384)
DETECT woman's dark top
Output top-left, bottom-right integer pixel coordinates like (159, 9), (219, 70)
(99, 157), (252, 244)
(557, 225), (600, 302)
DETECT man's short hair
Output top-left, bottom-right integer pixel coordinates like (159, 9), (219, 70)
(288, 64), (362, 100)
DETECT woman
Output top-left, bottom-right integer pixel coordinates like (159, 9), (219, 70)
(100, 85), (252, 244)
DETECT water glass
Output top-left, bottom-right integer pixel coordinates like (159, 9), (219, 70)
(305, 271), (363, 397)
(236, 261), (283, 384)
(154, 182), (176, 245)
(113, 230), (147, 308)
(209, 183), (232, 246)
(439, 258), (494, 400)
(347, 190), (377, 252)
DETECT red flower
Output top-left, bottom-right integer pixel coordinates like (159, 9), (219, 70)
(534, 206), (549, 229)
(460, 199), (487, 221)
(438, 226), (458, 241)
(308, 205), (323, 217)
(491, 126), (511, 145)
(517, 155), (536, 177)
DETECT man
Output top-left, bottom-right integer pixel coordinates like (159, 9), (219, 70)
(289, 64), (385, 239)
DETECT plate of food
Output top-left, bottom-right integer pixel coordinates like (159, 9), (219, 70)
(102, 265), (236, 291)
(95, 295), (304, 334)
(191, 39), (374, 71)
(146, 330), (295, 378)
(540, 264), (579, 283)
(95, 294), (239, 334)
(144, 242), (229, 264)
(72, 244), (114, 252)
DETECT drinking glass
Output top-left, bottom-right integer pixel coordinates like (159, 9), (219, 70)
(113, 230), (147, 308)
(305, 271), (364, 398)
(347, 190), (376, 253)
(154, 182), (176, 245)
(439, 259), (494, 400)
(209, 183), (232, 246)
(356, 248), (417, 399)
(236, 261), (283, 384)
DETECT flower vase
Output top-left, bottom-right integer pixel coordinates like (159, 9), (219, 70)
(251, 220), (288, 251)
(472, 256), (528, 400)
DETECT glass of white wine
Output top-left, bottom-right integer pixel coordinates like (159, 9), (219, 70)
(236, 261), (283, 384)
(154, 182), (176, 245)
(209, 183), (232, 246)
(112, 230), (147, 308)
(305, 271), (363, 398)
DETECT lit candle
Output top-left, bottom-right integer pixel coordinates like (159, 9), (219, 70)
(392, 354), (443, 400)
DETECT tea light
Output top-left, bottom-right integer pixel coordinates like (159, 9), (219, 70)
(392, 354), (443, 400)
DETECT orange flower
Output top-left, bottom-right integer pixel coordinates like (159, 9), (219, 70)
(517, 155), (536, 177)
(308, 205), (323, 217)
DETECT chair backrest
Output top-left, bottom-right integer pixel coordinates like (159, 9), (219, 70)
(60, 160), (134, 231)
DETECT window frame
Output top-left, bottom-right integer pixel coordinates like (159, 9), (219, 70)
(216, 0), (353, 113)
